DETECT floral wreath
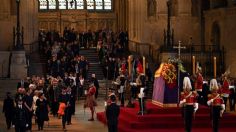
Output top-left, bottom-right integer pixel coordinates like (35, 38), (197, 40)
(161, 63), (177, 88)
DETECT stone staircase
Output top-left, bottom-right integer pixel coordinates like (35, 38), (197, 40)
(27, 52), (47, 77)
(79, 48), (104, 80)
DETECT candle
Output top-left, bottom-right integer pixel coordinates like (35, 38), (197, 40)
(214, 57), (216, 78)
(143, 56), (146, 75)
(192, 56), (195, 75)
(128, 56), (131, 76)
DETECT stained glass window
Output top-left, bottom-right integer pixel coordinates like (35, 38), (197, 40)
(87, 0), (94, 10)
(68, 0), (76, 9)
(48, 0), (57, 9)
(76, 0), (84, 9)
(39, 0), (48, 10)
(95, 0), (103, 10)
(104, 0), (112, 10)
(58, 0), (67, 9)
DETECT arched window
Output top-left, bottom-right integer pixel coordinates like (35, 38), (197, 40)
(39, 0), (48, 10)
(87, 0), (95, 10)
(95, 0), (103, 10)
(68, 0), (76, 9)
(48, 0), (57, 9)
(104, 0), (112, 10)
(58, 0), (67, 9)
(76, 0), (84, 9)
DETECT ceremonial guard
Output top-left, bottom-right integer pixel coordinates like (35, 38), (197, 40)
(207, 79), (225, 132)
(84, 84), (97, 121)
(114, 73), (126, 107)
(194, 69), (203, 103)
(137, 73), (148, 115)
(220, 75), (230, 111)
(180, 77), (198, 132)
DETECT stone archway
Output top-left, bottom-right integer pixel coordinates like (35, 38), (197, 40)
(211, 21), (220, 51)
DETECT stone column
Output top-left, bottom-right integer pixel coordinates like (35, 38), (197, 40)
(20, 0), (38, 52)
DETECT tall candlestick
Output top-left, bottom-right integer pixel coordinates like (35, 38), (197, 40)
(192, 56), (195, 75)
(214, 57), (216, 78)
(143, 56), (146, 75)
(128, 55), (131, 76)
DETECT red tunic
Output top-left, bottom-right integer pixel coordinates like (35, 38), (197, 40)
(180, 91), (198, 104)
(221, 80), (230, 94)
(195, 74), (203, 91)
(208, 94), (224, 106)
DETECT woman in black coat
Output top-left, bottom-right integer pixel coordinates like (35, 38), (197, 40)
(36, 93), (49, 131)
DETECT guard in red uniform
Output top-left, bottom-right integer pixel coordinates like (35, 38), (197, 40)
(220, 76), (230, 111)
(195, 70), (203, 103)
(84, 84), (97, 121)
(180, 77), (198, 132)
(207, 79), (225, 132)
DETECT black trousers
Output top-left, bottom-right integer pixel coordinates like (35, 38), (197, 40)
(26, 112), (33, 130)
(15, 126), (26, 132)
(211, 106), (221, 132)
(5, 115), (12, 129)
(229, 89), (235, 111)
(119, 93), (125, 106)
(37, 118), (44, 130)
(108, 124), (118, 132)
(131, 86), (137, 99)
(62, 108), (68, 128)
(183, 105), (194, 132)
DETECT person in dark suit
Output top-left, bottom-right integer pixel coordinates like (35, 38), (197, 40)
(13, 97), (29, 132)
(2, 92), (15, 130)
(35, 93), (49, 131)
(106, 94), (120, 132)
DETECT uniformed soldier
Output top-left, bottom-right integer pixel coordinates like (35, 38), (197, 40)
(207, 79), (225, 132)
(137, 73), (148, 115)
(180, 77), (199, 132)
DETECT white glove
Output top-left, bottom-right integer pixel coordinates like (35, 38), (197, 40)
(179, 99), (186, 107)
(26, 124), (29, 127)
(104, 101), (107, 107)
(221, 104), (225, 111)
(194, 103), (199, 111)
(220, 104), (225, 117)
(207, 99), (213, 106)
(12, 125), (15, 128)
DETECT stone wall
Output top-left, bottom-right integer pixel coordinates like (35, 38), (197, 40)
(0, 0), (38, 52)
(128, 0), (201, 60)
(0, 51), (10, 78)
(205, 7), (236, 77)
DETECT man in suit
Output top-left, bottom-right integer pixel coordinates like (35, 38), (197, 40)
(2, 92), (15, 130)
(106, 95), (120, 132)
(13, 97), (29, 132)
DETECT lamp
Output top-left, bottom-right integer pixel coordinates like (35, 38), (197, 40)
(13, 0), (24, 50)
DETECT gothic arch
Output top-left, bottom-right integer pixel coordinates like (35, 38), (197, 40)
(147, 0), (156, 17)
(211, 21), (221, 50)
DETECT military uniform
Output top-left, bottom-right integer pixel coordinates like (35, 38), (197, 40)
(180, 91), (198, 132)
(207, 90), (225, 132)
(137, 74), (148, 115)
